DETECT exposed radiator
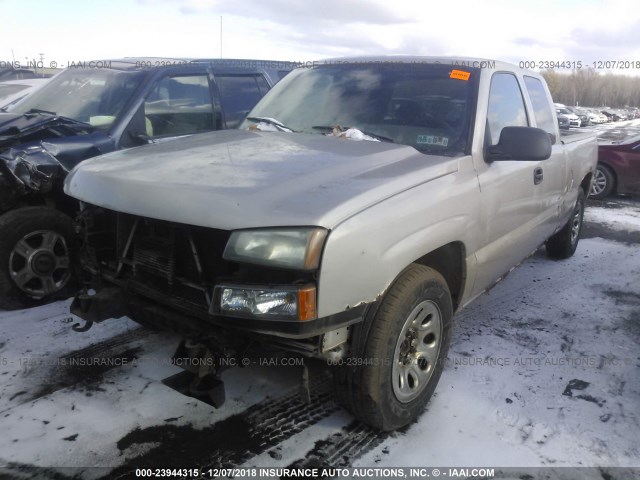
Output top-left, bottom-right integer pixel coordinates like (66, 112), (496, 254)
(133, 236), (176, 285)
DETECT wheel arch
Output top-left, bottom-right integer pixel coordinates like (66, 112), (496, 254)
(581, 170), (593, 196)
(7, 191), (79, 220)
(413, 241), (466, 312)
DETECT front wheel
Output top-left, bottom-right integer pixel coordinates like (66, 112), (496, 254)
(589, 164), (615, 200)
(0, 207), (78, 310)
(334, 264), (453, 430)
(545, 189), (585, 259)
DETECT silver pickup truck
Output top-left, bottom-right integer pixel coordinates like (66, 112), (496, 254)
(64, 57), (597, 430)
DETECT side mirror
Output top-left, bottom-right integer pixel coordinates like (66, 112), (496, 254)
(486, 126), (552, 162)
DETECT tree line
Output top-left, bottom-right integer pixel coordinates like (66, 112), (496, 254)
(541, 69), (640, 108)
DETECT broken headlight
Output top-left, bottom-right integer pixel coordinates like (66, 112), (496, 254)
(223, 228), (327, 270)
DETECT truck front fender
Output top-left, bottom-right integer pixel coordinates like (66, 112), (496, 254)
(317, 167), (480, 319)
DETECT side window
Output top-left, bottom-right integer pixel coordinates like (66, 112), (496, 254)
(524, 76), (557, 142)
(216, 75), (269, 128)
(486, 73), (528, 146)
(144, 74), (213, 138)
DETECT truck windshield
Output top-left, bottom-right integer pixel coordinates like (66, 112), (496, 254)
(243, 62), (478, 155)
(11, 68), (145, 130)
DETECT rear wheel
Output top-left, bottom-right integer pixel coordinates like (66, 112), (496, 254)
(334, 264), (453, 430)
(0, 207), (78, 310)
(590, 164), (615, 199)
(546, 189), (585, 259)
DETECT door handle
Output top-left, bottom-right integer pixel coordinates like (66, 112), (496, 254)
(534, 167), (544, 185)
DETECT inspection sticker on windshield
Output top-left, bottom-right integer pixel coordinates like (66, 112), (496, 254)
(449, 69), (471, 81)
(417, 135), (449, 147)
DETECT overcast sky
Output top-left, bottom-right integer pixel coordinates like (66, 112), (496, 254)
(1, 0), (640, 74)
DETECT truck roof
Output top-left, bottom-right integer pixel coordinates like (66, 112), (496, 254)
(311, 55), (531, 74)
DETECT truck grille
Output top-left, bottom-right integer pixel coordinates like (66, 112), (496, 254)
(133, 238), (176, 284)
(80, 205), (314, 318)
(82, 207), (234, 313)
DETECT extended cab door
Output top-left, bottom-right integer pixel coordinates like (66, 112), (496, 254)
(522, 75), (567, 239)
(469, 71), (557, 297)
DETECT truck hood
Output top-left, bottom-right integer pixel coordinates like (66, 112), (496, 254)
(0, 112), (95, 153)
(65, 129), (459, 230)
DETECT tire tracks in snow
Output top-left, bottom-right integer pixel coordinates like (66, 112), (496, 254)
(285, 421), (393, 473)
(0, 328), (151, 414)
(103, 370), (341, 479)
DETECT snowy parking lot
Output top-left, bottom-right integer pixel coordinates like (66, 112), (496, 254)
(0, 193), (638, 479)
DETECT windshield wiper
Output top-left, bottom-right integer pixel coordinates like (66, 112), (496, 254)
(312, 125), (394, 143)
(246, 116), (295, 132)
(22, 108), (93, 128)
(24, 108), (58, 116)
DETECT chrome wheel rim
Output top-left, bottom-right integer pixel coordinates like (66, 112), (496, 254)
(9, 230), (71, 298)
(392, 300), (443, 403)
(591, 169), (607, 196)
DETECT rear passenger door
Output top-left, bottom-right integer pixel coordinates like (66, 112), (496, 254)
(522, 75), (566, 239)
(143, 71), (215, 138)
(214, 74), (272, 128)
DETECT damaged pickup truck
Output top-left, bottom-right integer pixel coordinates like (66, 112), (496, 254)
(0, 58), (291, 309)
(65, 57), (597, 430)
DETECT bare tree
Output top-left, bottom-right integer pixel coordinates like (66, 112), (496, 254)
(540, 69), (640, 107)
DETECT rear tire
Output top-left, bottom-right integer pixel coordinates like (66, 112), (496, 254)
(589, 164), (615, 199)
(546, 189), (585, 259)
(0, 207), (78, 310)
(334, 264), (452, 430)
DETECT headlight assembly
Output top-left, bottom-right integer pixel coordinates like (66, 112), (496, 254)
(223, 228), (327, 270)
(213, 284), (316, 321)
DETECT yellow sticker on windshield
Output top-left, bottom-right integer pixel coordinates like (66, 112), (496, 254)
(450, 69), (471, 81)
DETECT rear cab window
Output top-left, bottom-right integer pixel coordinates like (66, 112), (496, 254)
(523, 76), (557, 143)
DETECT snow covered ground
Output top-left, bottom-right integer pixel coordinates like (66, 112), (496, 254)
(0, 197), (638, 479)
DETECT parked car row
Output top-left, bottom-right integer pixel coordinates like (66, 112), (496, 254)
(554, 103), (639, 127)
(555, 105), (581, 127)
(600, 107), (640, 122)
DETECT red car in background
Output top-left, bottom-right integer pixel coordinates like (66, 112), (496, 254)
(590, 134), (640, 199)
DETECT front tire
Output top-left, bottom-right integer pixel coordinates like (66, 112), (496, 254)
(0, 207), (78, 310)
(546, 189), (585, 259)
(334, 265), (453, 430)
